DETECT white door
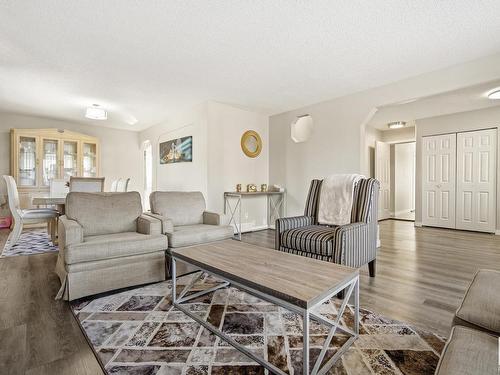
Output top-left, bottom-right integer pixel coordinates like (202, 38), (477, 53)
(456, 129), (497, 233)
(394, 142), (416, 218)
(375, 141), (391, 220)
(422, 134), (456, 228)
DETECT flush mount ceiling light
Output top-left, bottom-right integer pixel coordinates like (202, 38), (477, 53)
(85, 104), (107, 120)
(487, 89), (500, 99)
(291, 114), (313, 143)
(387, 121), (406, 129)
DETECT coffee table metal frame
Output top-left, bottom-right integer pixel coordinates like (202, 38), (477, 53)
(171, 256), (359, 375)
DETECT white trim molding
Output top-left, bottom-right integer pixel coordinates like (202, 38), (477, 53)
(414, 222), (423, 227)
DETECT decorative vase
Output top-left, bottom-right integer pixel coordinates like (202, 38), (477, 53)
(247, 184), (257, 193)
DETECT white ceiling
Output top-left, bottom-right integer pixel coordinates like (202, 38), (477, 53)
(2, 1), (500, 131)
(369, 79), (500, 130)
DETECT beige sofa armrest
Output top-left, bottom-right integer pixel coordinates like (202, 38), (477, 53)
(58, 215), (83, 249)
(203, 211), (226, 226)
(144, 212), (174, 234)
(137, 214), (162, 235)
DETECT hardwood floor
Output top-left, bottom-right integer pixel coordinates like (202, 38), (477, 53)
(240, 220), (500, 336)
(1, 220), (499, 374)
(0, 231), (104, 375)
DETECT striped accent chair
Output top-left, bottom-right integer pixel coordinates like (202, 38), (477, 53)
(275, 178), (379, 276)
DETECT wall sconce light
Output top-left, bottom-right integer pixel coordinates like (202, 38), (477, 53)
(291, 114), (313, 143)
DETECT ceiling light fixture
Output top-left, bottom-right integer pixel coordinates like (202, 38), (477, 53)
(487, 89), (500, 100)
(85, 104), (107, 120)
(387, 121), (406, 129)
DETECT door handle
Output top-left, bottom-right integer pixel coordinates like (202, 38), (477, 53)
(436, 184), (442, 189)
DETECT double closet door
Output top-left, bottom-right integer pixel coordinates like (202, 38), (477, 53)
(422, 128), (497, 233)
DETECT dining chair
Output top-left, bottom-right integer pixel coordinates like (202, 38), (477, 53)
(116, 178), (130, 192)
(2, 175), (59, 250)
(49, 179), (68, 197)
(110, 178), (120, 192)
(69, 177), (105, 192)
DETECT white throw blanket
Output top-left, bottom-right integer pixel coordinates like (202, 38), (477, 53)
(317, 174), (364, 226)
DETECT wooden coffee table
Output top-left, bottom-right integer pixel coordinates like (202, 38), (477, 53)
(170, 240), (359, 375)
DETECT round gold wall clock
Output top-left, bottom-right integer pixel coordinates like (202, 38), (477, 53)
(241, 130), (262, 158)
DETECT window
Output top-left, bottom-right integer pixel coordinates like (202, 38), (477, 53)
(143, 141), (153, 210)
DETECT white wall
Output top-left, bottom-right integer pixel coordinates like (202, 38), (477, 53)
(394, 142), (416, 216)
(270, 53), (500, 217)
(270, 98), (370, 216)
(381, 126), (416, 143)
(0, 112), (142, 213)
(139, 103), (209, 198)
(207, 102), (269, 230)
(364, 126), (382, 178)
(139, 101), (269, 231)
(415, 106), (500, 230)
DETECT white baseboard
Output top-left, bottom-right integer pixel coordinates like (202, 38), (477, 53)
(414, 222), (423, 227)
(232, 224), (269, 234)
(495, 229), (500, 236)
(393, 210), (413, 216)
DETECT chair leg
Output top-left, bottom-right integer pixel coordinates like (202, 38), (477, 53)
(7, 220), (23, 248)
(49, 218), (57, 245)
(368, 259), (376, 277)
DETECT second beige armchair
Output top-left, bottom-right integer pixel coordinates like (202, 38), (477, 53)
(149, 191), (233, 247)
(148, 191), (234, 275)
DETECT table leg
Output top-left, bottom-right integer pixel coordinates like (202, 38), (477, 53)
(303, 310), (310, 374)
(50, 218), (57, 245)
(171, 258), (177, 303)
(225, 196), (242, 241)
(238, 195), (242, 241)
(354, 277), (359, 335)
(266, 194), (270, 229)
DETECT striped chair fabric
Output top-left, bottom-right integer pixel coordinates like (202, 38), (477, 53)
(275, 178), (379, 272)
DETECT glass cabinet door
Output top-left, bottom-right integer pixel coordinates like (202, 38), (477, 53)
(82, 142), (97, 177)
(62, 141), (78, 179)
(18, 136), (37, 187)
(42, 139), (59, 186)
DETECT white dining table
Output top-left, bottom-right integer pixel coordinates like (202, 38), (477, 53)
(32, 196), (66, 214)
(30, 195), (66, 244)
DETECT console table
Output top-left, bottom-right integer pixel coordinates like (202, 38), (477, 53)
(224, 191), (285, 240)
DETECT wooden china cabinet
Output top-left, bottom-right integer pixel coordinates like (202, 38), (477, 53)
(10, 128), (100, 208)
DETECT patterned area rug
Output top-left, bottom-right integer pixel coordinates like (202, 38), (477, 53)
(1, 229), (58, 257)
(71, 272), (446, 375)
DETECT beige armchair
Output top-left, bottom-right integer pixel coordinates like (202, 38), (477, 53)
(148, 191), (233, 276)
(55, 191), (168, 300)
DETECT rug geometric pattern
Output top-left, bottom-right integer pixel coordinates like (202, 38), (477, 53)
(71, 272), (446, 375)
(1, 229), (58, 257)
